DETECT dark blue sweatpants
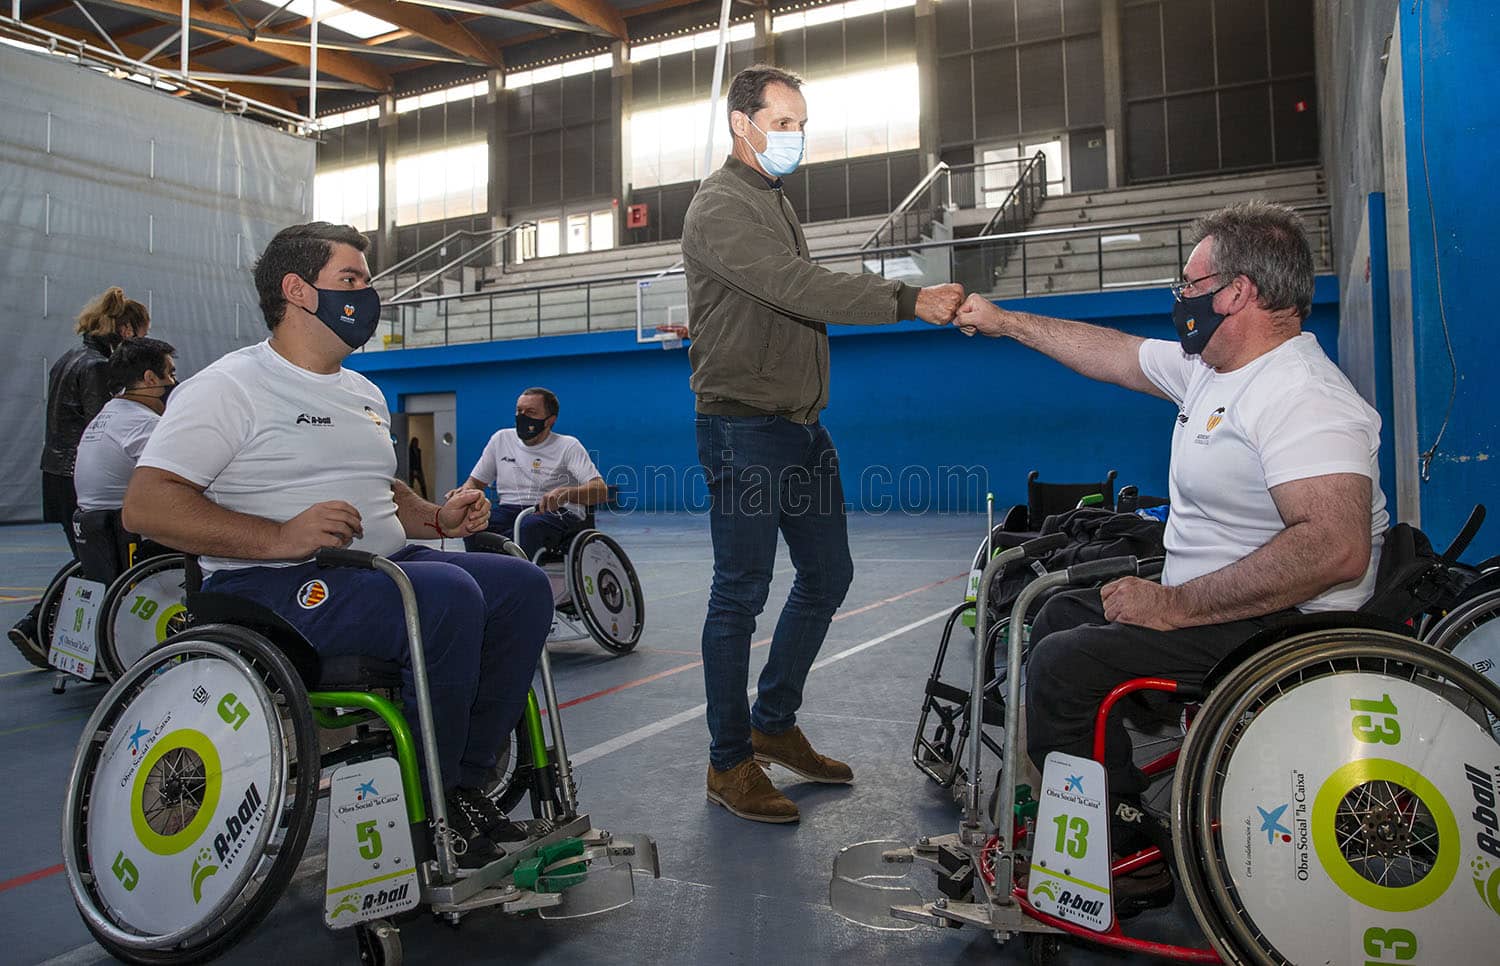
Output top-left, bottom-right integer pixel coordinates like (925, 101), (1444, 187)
(464, 503), (583, 558)
(206, 545), (552, 793)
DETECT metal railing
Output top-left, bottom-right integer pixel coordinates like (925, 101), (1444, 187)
(372, 223), (533, 306)
(0, 15), (316, 132)
(973, 151), (1049, 291)
(361, 204), (1332, 354)
(860, 157), (1055, 251)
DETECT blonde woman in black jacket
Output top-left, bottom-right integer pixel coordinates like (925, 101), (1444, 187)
(8, 286), (149, 665)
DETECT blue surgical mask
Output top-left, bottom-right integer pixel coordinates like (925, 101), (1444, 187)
(1171, 284), (1230, 355)
(743, 118), (804, 177)
(313, 286), (382, 349)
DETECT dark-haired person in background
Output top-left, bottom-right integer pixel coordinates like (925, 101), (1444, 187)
(122, 222), (552, 867)
(457, 387), (608, 558)
(73, 337), (177, 512)
(9, 287), (150, 663)
(681, 63), (965, 824)
(955, 201), (1387, 913)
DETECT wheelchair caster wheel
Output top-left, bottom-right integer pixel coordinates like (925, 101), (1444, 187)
(356, 919), (402, 966)
(1024, 932), (1062, 964)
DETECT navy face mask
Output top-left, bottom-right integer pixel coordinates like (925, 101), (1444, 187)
(515, 413), (548, 441)
(1171, 284), (1230, 355)
(313, 286), (382, 349)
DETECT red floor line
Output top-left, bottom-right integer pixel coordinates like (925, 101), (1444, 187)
(557, 571), (964, 711)
(0, 862), (64, 894)
(2, 572), (967, 896)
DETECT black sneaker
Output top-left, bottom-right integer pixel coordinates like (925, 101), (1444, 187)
(1112, 860), (1175, 919)
(8, 612), (49, 669)
(453, 786), (529, 843)
(1110, 795), (1172, 859)
(442, 790), (501, 869)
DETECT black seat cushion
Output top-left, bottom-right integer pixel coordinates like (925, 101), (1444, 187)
(73, 508), (134, 585)
(316, 654), (403, 690)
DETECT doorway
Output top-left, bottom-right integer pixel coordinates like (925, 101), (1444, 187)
(398, 393), (457, 497)
(979, 136), (1069, 205)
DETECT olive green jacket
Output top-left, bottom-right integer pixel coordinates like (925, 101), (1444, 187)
(682, 156), (919, 423)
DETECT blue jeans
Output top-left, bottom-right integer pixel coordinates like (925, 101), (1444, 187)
(206, 545), (552, 792)
(696, 414), (855, 771)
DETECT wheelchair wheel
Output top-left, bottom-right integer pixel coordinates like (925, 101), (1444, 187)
(14, 559), (85, 669)
(1173, 628), (1500, 966)
(62, 626), (320, 964)
(98, 555), (190, 681)
(565, 530), (644, 655)
(1427, 585), (1500, 693)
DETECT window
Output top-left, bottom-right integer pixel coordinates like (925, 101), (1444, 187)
(536, 218), (561, 258)
(590, 210), (615, 251)
(629, 22), (754, 63)
(506, 53), (611, 91)
(980, 137), (1068, 203)
(251, 0), (397, 40)
(314, 162), (379, 231)
(392, 141), (487, 225)
(514, 208), (614, 262)
(771, 0), (915, 33)
(627, 61), (919, 189)
(319, 104), (378, 130)
(394, 80), (486, 115)
(566, 213), (590, 254)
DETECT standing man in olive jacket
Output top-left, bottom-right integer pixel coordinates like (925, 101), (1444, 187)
(683, 64), (964, 823)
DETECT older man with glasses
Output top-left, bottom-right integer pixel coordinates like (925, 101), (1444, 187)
(954, 201), (1387, 915)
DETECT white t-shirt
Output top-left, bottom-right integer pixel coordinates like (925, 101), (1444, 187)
(1137, 333), (1389, 612)
(137, 341), (405, 574)
(468, 429), (600, 517)
(74, 398), (159, 511)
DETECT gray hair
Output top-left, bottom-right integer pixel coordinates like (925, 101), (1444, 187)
(1193, 201), (1314, 320)
(726, 64), (803, 124)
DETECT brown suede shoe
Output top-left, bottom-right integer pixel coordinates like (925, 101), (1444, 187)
(752, 726), (854, 784)
(706, 760), (800, 824)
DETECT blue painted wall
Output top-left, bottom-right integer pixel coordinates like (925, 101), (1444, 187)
(349, 279), (1340, 514)
(1396, 1), (1500, 557)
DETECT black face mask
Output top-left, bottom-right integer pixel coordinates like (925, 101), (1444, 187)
(157, 380), (177, 406)
(515, 413), (548, 441)
(312, 286), (383, 349)
(1171, 284), (1231, 355)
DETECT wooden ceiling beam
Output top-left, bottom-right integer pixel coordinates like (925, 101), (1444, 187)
(29, 15), (301, 110)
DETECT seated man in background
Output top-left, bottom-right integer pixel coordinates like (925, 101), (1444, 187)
(459, 387), (608, 558)
(956, 202), (1387, 911)
(73, 336), (177, 512)
(124, 221), (553, 867)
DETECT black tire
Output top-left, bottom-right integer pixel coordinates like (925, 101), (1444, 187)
(567, 530), (644, 655)
(12, 560), (84, 669)
(63, 626), (321, 964)
(98, 555), (189, 681)
(1024, 932), (1063, 965)
(481, 723), (529, 814)
(1172, 629), (1500, 966)
(1425, 585), (1500, 654)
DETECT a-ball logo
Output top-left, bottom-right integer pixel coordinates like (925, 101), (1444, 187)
(213, 782), (265, 867)
(362, 882), (410, 912)
(295, 413), (333, 426)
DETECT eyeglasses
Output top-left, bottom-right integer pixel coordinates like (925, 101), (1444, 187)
(1171, 272), (1222, 301)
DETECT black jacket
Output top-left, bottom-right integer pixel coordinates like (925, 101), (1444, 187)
(41, 335), (115, 476)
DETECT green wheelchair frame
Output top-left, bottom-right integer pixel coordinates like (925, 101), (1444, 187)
(61, 539), (658, 965)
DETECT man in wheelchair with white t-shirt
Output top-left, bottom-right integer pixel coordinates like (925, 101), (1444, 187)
(955, 202), (1388, 914)
(458, 387), (608, 559)
(122, 222), (554, 869)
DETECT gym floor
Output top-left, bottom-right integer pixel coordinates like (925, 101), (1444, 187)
(0, 513), (1205, 965)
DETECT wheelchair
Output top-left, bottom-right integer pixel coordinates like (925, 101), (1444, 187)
(508, 505), (644, 656)
(61, 539), (659, 965)
(835, 517), (1500, 963)
(22, 510), (189, 687)
(916, 482), (1166, 790)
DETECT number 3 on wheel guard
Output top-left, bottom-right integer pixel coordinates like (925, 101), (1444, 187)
(324, 757), (418, 928)
(1030, 752), (1114, 931)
